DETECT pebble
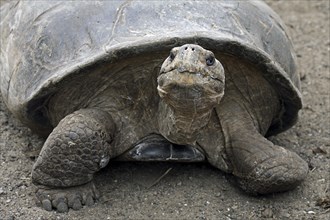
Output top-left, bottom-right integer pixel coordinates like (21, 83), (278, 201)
(261, 208), (273, 218)
(283, 213), (291, 218)
(0, 187), (5, 195)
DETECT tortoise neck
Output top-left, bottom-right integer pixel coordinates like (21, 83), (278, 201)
(158, 100), (212, 145)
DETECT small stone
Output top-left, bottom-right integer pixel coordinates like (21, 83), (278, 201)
(7, 215), (14, 220)
(261, 208), (273, 218)
(312, 147), (327, 155)
(315, 195), (330, 209)
(177, 181), (182, 186)
(283, 213), (291, 218)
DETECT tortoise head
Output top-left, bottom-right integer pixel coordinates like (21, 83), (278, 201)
(157, 44), (225, 113)
(157, 44), (225, 144)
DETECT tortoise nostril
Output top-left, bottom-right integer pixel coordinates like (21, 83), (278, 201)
(169, 52), (176, 60)
(185, 47), (188, 50)
(192, 48), (195, 51)
(157, 76), (165, 87)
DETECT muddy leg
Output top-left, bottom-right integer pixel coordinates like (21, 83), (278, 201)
(218, 100), (308, 194)
(32, 108), (115, 212)
(227, 131), (308, 194)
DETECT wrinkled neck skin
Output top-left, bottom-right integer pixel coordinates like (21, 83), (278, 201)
(158, 99), (213, 145)
(157, 44), (225, 145)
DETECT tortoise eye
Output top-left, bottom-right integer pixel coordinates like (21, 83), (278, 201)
(206, 55), (215, 66)
(169, 51), (176, 61)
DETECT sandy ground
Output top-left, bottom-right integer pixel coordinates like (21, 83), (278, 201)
(0, 0), (329, 219)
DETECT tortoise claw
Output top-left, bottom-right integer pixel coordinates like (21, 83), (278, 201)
(36, 182), (98, 212)
(41, 199), (52, 211)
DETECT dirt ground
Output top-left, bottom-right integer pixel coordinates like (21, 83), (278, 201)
(0, 1), (329, 219)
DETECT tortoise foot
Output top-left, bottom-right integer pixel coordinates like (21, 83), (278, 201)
(235, 146), (308, 194)
(36, 182), (99, 213)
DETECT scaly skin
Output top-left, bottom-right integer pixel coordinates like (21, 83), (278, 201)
(158, 44), (308, 194)
(157, 44), (225, 145)
(215, 56), (308, 194)
(32, 44), (308, 212)
(218, 94), (308, 194)
(32, 109), (114, 212)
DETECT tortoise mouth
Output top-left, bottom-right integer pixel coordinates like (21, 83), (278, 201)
(157, 70), (224, 110)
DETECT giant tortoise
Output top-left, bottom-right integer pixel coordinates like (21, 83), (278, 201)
(0, 0), (308, 212)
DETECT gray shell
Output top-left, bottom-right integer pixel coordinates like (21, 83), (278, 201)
(0, 0), (301, 136)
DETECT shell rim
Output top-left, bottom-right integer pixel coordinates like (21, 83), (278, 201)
(22, 34), (302, 136)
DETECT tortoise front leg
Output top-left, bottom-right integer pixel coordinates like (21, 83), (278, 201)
(218, 99), (308, 194)
(32, 108), (115, 212)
